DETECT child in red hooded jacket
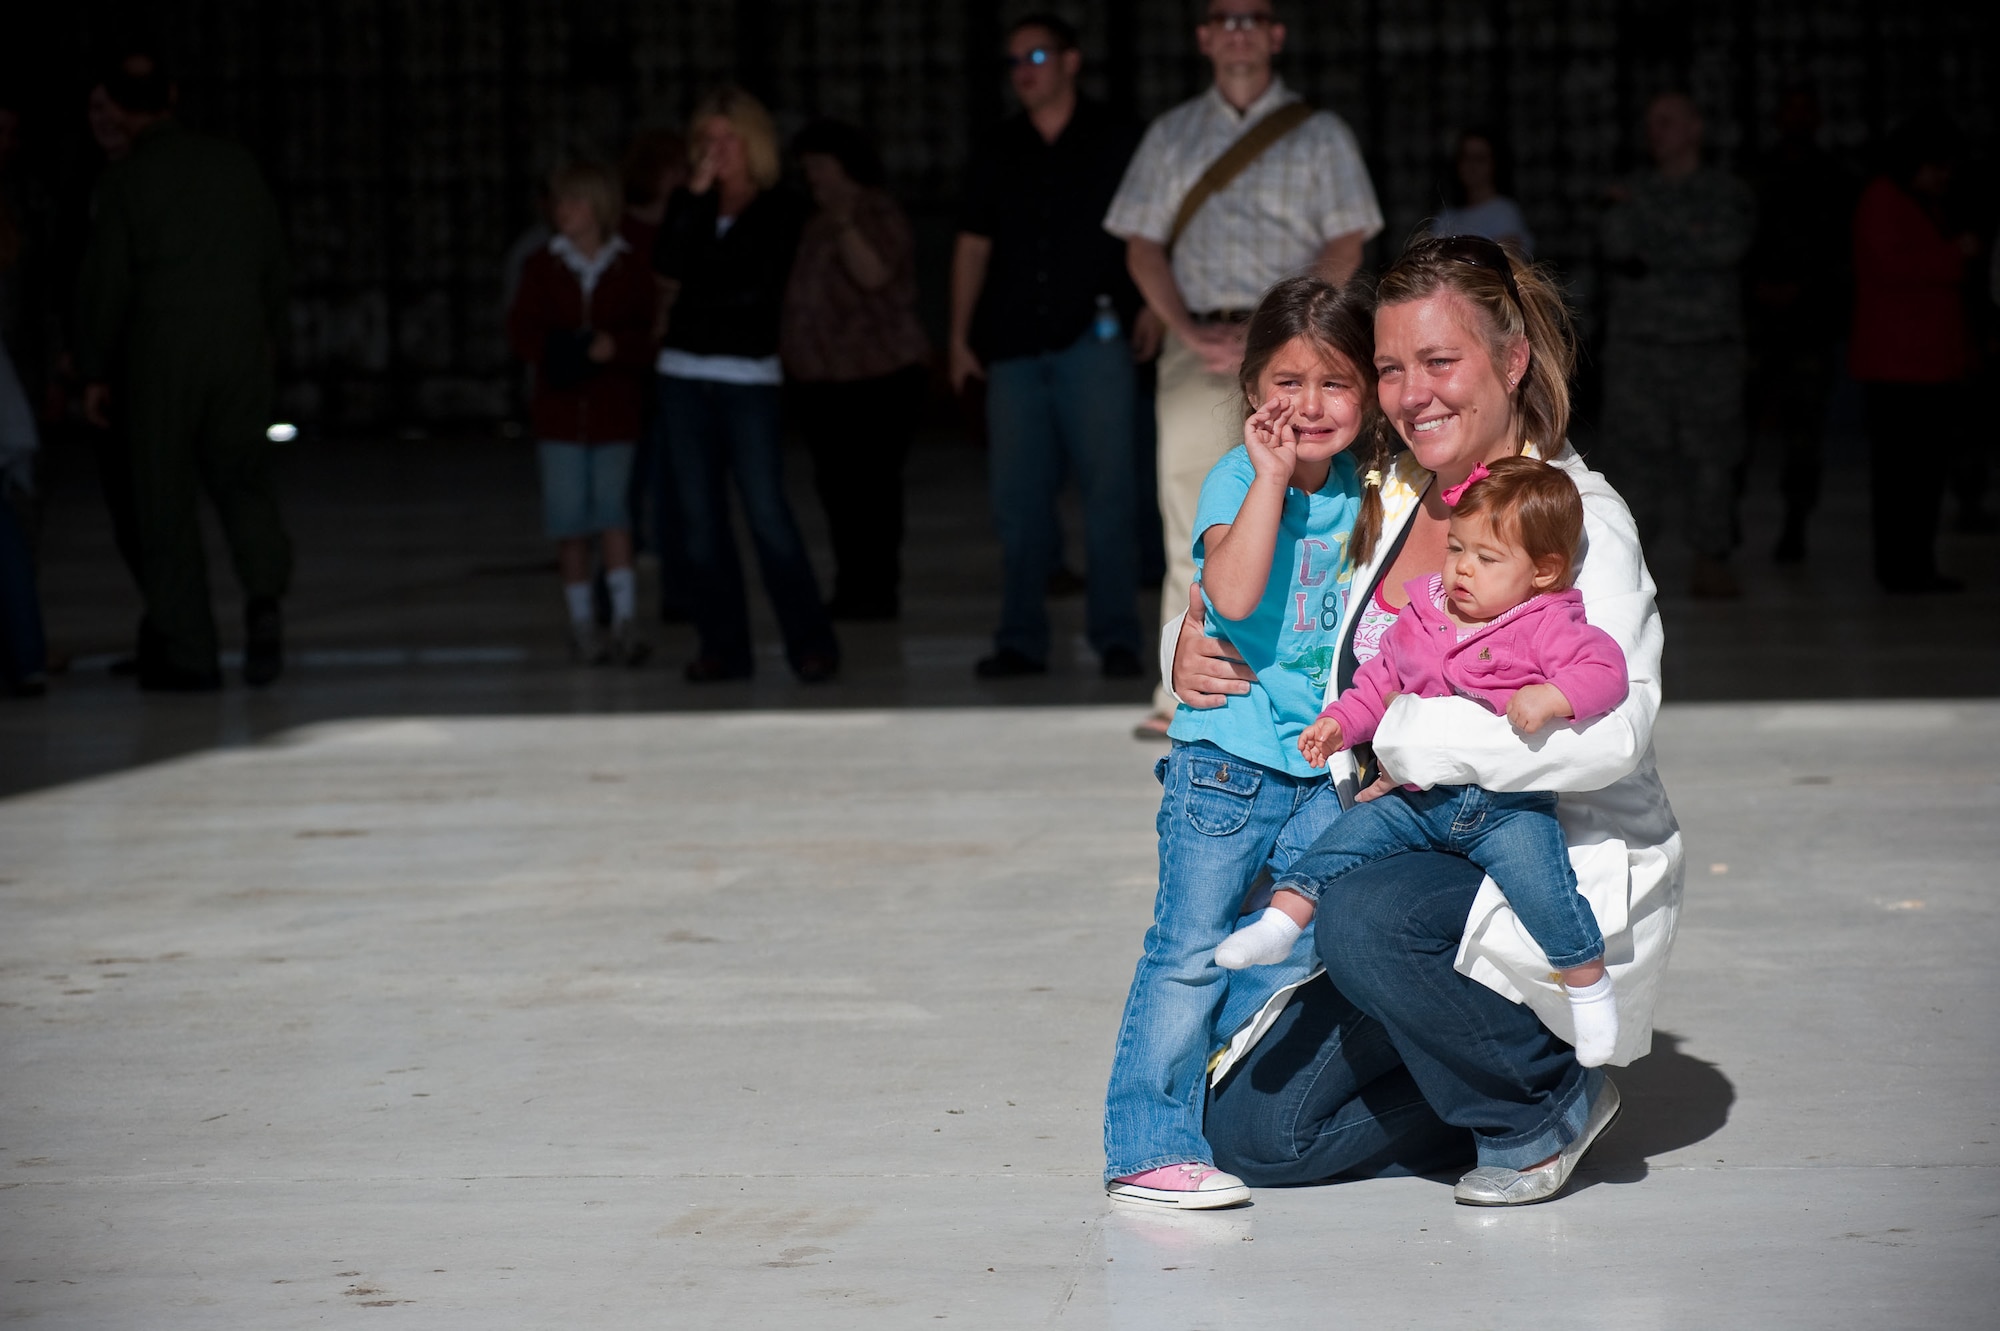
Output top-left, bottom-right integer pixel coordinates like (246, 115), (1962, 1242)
(508, 162), (658, 664)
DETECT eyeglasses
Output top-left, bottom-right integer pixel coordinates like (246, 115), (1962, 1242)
(1206, 11), (1274, 31)
(1426, 233), (1523, 309)
(1005, 47), (1054, 69)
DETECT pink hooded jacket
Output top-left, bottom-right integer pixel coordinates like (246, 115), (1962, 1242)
(1322, 575), (1629, 747)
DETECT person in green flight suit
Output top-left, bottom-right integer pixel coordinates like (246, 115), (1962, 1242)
(77, 56), (292, 690)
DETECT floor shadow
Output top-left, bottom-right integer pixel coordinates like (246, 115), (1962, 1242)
(1580, 1030), (1735, 1188)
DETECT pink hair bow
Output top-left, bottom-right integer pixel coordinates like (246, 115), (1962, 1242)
(1439, 462), (1491, 508)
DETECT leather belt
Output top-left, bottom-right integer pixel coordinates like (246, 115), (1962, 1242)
(1192, 308), (1254, 325)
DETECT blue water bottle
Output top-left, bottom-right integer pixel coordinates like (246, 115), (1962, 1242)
(1092, 294), (1120, 342)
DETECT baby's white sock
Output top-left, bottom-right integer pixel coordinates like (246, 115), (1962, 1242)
(563, 582), (594, 626)
(606, 567), (636, 623)
(1215, 908), (1304, 970)
(1566, 973), (1618, 1067)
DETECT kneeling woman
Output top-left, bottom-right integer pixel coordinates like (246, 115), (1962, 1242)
(1171, 236), (1682, 1206)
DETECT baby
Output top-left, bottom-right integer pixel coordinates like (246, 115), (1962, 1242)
(1214, 456), (1630, 1066)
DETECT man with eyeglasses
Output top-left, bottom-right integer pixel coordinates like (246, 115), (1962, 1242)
(1104, 0), (1381, 734)
(953, 13), (1148, 682)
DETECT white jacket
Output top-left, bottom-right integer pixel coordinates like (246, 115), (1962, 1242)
(1164, 444), (1684, 1074)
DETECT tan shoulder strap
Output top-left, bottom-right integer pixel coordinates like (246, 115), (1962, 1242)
(1165, 101), (1316, 253)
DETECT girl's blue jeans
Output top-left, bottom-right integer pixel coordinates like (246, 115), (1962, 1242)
(1102, 741), (1344, 1181)
(1272, 784), (1605, 971)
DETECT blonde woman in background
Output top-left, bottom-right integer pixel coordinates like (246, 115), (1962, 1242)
(653, 87), (837, 683)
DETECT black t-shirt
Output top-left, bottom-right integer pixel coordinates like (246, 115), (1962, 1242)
(1747, 144), (1859, 344)
(959, 99), (1142, 362)
(653, 186), (807, 359)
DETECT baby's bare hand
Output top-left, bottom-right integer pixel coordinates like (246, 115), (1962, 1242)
(1297, 717), (1343, 767)
(1506, 683), (1572, 734)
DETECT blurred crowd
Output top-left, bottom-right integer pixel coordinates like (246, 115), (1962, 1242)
(0, 2), (1994, 703)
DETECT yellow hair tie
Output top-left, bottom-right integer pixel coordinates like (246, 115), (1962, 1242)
(1363, 469), (1382, 488)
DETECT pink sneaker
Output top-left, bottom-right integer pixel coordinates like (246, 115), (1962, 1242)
(1106, 1162), (1250, 1209)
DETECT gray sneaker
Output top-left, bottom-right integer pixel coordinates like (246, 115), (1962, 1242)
(610, 619), (651, 668)
(1453, 1076), (1621, 1207)
(569, 623), (608, 667)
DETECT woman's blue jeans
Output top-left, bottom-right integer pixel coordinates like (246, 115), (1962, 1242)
(657, 375), (835, 673)
(1102, 741), (1344, 1181)
(1204, 971), (1473, 1185)
(1205, 850), (1600, 1178)
(0, 493), (45, 686)
(643, 373), (695, 617)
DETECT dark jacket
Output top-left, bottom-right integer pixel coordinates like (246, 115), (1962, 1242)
(653, 186), (807, 360)
(960, 99), (1142, 361)
(507, 241), (656, 442)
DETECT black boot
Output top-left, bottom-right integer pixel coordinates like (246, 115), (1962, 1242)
(244, 597), (283, 687)
(1772, 514), (1807, 564)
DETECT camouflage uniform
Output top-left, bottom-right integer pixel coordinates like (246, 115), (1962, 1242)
(77, 121), (292, 679)
(1599, 167), (1757, 559)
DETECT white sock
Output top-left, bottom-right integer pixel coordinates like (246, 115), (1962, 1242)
(563, 582), (594, 626)
(1215, 908), (1304, 970)
(1566, 973), (1618, 1067)
(606, 567), (636, 622)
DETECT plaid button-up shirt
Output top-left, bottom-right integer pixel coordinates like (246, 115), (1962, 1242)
(1104, 78), (1382, 313)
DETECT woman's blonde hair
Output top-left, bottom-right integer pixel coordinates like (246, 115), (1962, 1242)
(1376, 233), (1577, 453)
(548, 160), (623, 234)
(689, 85), (782, 191)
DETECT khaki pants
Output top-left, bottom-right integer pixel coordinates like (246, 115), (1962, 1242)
(1151, 329), (1246, 716)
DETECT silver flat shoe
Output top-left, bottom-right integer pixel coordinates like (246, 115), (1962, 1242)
(1453, 1076), (1621, 1207)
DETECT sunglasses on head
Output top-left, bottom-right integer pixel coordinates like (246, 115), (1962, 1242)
(1426, 233), (1523, 309)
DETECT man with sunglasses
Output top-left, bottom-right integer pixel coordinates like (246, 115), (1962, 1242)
(1105, 0), (1381, 734)
(953, 13), (1148, 682)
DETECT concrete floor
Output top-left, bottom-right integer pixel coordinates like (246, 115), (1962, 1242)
(2, 420), (1997, 1326)
(2, 702), (1995, 1327)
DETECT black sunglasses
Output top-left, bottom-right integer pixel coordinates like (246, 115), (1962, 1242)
(1425, 234), (1523, 309)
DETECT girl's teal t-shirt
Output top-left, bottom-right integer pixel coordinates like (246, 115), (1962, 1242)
(1167, 447), (1362, 778)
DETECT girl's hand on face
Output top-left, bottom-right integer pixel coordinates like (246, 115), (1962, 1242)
(688, 153), (715, 195)
(688, 133), (722, 194)
(1243, 393), (1298, 486)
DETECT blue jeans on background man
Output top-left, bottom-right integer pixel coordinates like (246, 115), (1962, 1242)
(1274, 785), (1605, 971)
(1208, 850), (1599, 1177)
(985, 330), (1141, 663)
(657, 375), (836, 676)
(1102, 740), (1344, 1181)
